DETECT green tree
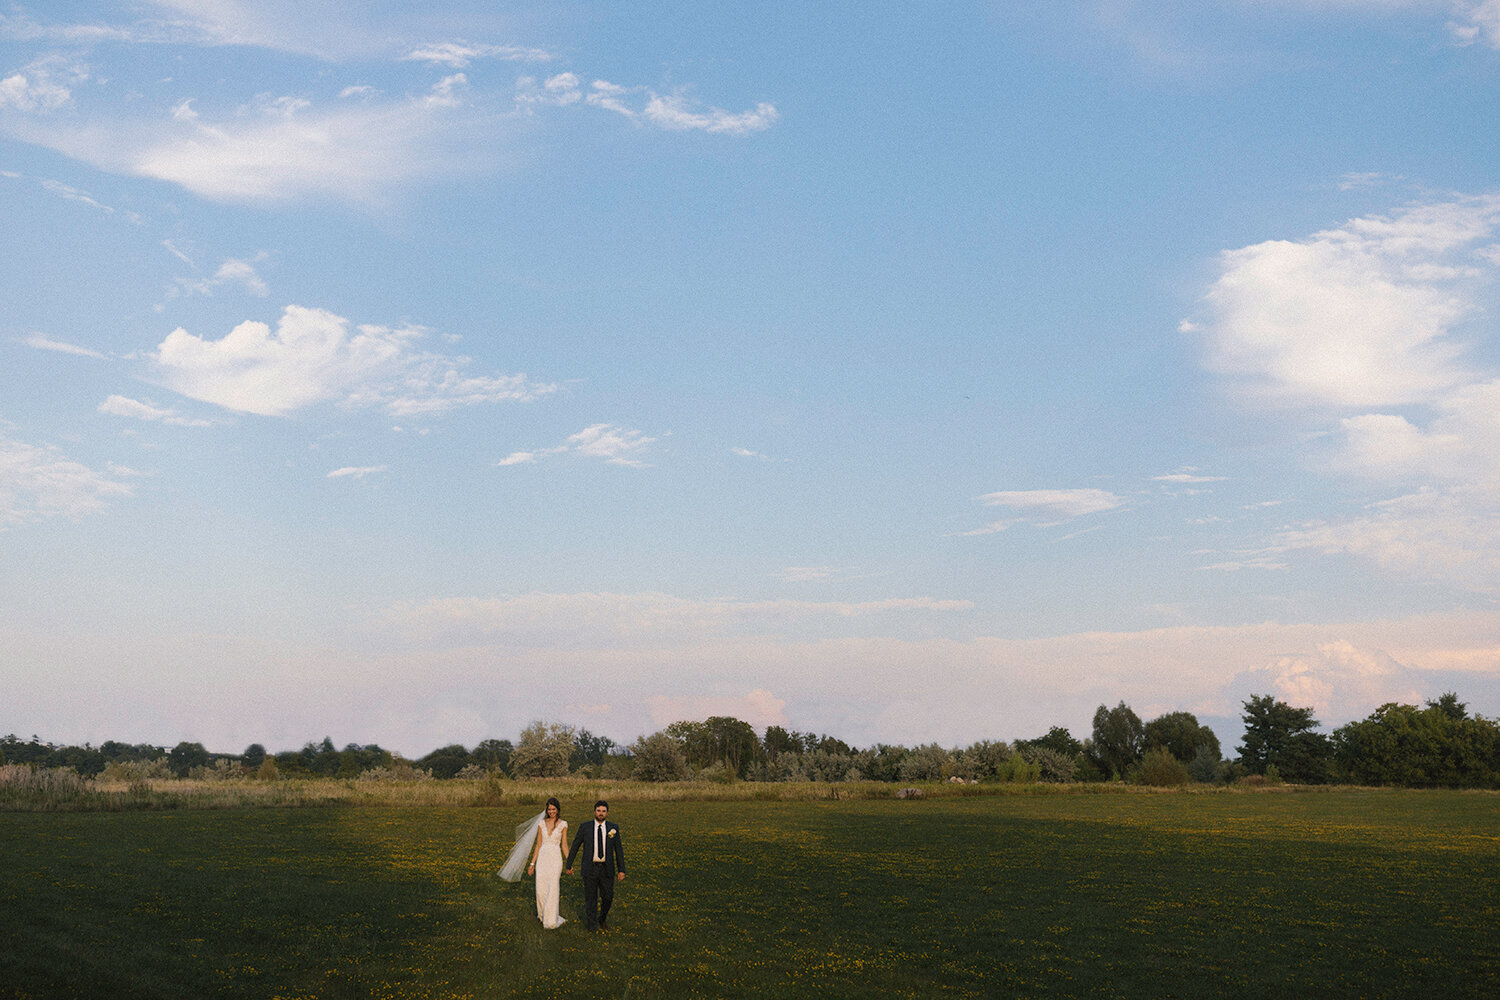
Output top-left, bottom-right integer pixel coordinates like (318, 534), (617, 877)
(665, 717), (763, 777)
(510, 721), (575, 778)
(472, 738), (513, 774)
(1090, 702), (1144, 779)
(418, 744), (471, 779)
(898, 743), (954, 782)
(1143, 711), (1221, 763)
(1134, 746), (1191, 786)
(629, 731), (690, 782)
(1237, 695), (1331, 783)
(761, 725), (799, 760)
(1018, 726), (1083, 758)
(166, 741), (210, 777)
(242, 743), (267, 769)
(570, 729), (619, 771)
(1332, 696), (1499, 788)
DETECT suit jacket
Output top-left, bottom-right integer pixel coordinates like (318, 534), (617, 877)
(567, 819), (624, 874)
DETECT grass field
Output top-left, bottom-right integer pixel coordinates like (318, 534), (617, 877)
(1, 788), (1496, 999)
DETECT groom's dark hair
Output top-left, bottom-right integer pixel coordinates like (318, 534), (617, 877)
(594, 799), (609, 810)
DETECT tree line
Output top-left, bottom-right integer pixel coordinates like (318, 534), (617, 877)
(4, 691), (1498, 788)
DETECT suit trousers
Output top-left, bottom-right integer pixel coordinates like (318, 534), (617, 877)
(582, 863), (614, 930)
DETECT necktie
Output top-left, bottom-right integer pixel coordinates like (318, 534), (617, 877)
(596, 822), (604, 862)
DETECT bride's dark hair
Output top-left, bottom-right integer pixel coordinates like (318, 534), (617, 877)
(545, 797), (562, 817)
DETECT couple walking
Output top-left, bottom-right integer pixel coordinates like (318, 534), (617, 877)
(500, 798), (624, 932)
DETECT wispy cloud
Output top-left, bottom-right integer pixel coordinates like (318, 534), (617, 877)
(0, 433), (134, 528)
(964, 487), (1127, 535)
(498, 424), (659, 468)
(518, 74), (780, 135)
(0, 54), (86, 112)
(381, 591), (975, 646)
(170, 254), (271, 299)
(1153, 469), (1226, 485)
(402, 41), (553, 68)
(776, 566), (839, 583)
(153, 304), (555, 417)
(327, 465), (388, 480)
(98, 394), (212, 428)
(23, 334), (107, 359)
(7, 80), (499, 204)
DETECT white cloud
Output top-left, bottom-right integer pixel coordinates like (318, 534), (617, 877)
(0, 55), (85, 112)
(516, 73), (584, 107)
(403, 42), (553, 68)
(521, 75), (779, 135)
(496, 451), (538, 467)
(9, 87), (499, 204)
(1154, 469), (1226, 484)
(1193, 193), (1500, 591)
(1274, 484), (1500, 591)
(23, 334), (106, 359)
(1234, 639), (1424, 723)
(171, 254), (270, 299)
(981, 487), (1126, 517)
(327, 465), (387, 480)
(499, 423), (659, 468)
(642, 94), (781, 135)
(153, 304), (555, 417)
(776, 566), (838, 583)
(0, 433), (134, 528)
(98, 394), (212, 427)
(1189, 195), (1500, 408)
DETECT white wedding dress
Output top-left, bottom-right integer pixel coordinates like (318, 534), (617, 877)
(534, 820), (567, 929)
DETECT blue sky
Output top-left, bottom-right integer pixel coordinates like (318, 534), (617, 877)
(5, 1), (1500, 757)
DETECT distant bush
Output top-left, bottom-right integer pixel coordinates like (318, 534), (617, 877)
(357, 761), (434, 782)
(0, 764), (92, 809)
(1017, 747), (1072, 783)
(189, 759), (244, 782)
(99, 758), (171, 782)
(1134, 748), (1190, 787)
(630, 732), (690, 782)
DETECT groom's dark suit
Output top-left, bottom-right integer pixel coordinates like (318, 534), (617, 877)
(566, 818), (624, 931)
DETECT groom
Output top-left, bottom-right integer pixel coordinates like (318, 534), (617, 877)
(565, 799), (625, 932)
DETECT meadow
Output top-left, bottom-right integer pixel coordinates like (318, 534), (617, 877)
(1, 786), (1496, 999)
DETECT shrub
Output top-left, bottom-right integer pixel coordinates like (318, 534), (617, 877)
(0, 764), (92, 809)
(1018, 747), (1074, 783)
(630, 732), (690, 782)
(1134, 747), (1190, 787)
(99, 758), (171, 782)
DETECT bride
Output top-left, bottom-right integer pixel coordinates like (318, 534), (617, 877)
(498, 798), (568, 929)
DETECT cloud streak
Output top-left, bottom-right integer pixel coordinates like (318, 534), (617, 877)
(153, 304), (555, 417)
(499, 424), (660, 468)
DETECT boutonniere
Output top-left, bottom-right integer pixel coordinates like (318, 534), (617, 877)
(607, 829), (617, 839)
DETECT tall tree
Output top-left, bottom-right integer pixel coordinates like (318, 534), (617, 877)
(1143, 711), (1221, 763)
(1237, 695), (1331, 783)
(510, 721), (575, 778)
(1091, 702), (1144, 778)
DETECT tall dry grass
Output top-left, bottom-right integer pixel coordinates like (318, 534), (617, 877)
(4, 766), (1377, 813)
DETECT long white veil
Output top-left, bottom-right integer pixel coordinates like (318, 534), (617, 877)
(497, 810), (546, 882)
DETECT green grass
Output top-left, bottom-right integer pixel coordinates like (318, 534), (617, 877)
(1, 790), (1496, 999)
